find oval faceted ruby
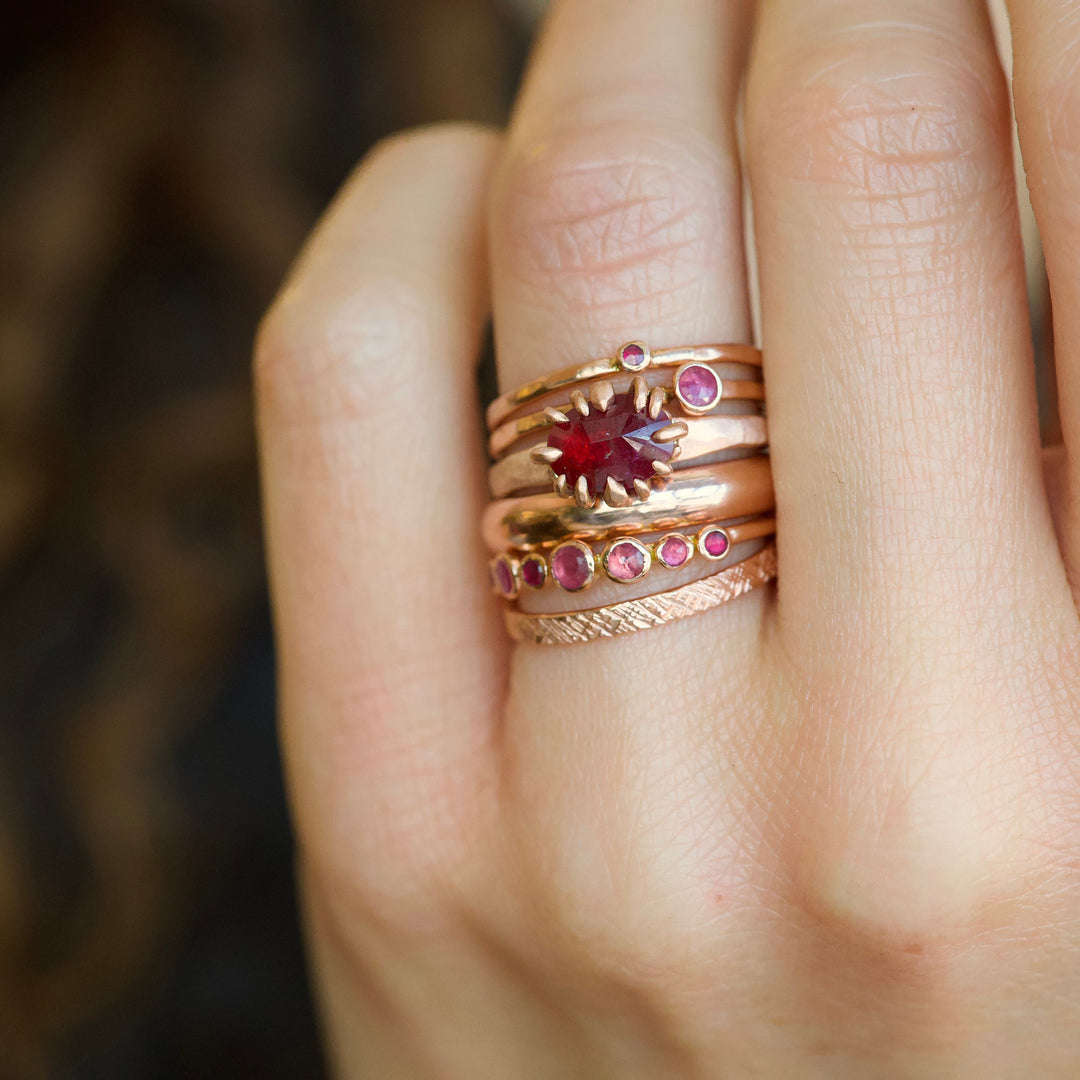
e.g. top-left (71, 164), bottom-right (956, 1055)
top-left (550, 542), bottom-right (593, 591)
top-left (547, 392), bottom-right (673, 494)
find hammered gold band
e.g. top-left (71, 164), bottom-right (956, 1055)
top-left (505, 544), bottom-right (777, 645)
top-left (482, 456), bottom-right (774, 553)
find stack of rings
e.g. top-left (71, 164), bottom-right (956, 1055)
top-left (484, 342), bottom-right (776, 644)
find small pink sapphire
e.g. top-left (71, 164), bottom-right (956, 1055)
top-left (550, 542), bottom-right (593, 592)
top-left (676, 363), bottom-right (720, 412)
top-left (658, 535), bottom-right (691, 568)
top-left (492, 556), bottom-right (517, 596)
top-left (521, 555), bottom-right (546, 590)
top-left (700, 528), bottom-right (730, 559)
top-left (605, 540), bottom-right (648, 583)
top-left (618, 342), bottom-right (648, 370)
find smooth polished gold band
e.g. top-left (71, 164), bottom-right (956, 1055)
top-left (482, 456), bottom-right (774, 553)
top-left (505, 544), bottom-right (777, 645)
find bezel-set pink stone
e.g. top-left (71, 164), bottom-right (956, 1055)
top-left (520, 554), bottom-right (547, 590)
top-left (656, 533), bottom-right (692, 569)
top-left (617, 341), bottom-right (650, 371)
top-left (603, 538), bottom-right (650, 584)
top-left (550, 541), bottom-right (595, 592)
top-left (492, 554), bottom-right (519, 597)
top-left (674, 362), bottom-right (721, 414)
top-left (698, 526), bottom-right (731, 560)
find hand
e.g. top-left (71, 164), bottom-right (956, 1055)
top-left (255, 1), bottom-right (1080, 1075)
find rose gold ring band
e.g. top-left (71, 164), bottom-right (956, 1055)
top-left (505, 544), bottom-right (777, 645)
top-left (486, 341), bottom-right (763, 430)
top-left (488, 377), bottom-right (763, 460)
top-left (489, 414), bottom-right (769, 498)
top-left (482, 455), bottom-right (774, 553)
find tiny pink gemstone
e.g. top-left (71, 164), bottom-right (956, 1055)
top-left (550, 543), bottom-right (593, 591)
top-left (676, 363), bottom-right (720, 410)
top-left (701, 528), bottom-right (730, 559)
top-left (521, 556), bottom-right (546, 590)
top-left (619, 342), bottom-right (647, 369)
top-left (659, 535), bottom-right (690, 568)
top-left (606, 540), bottom-right (647, 582)
top-left (493, 557), bottom-right (516, 596)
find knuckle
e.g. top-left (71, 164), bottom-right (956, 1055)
top-left (782, 675), bottom-right (1070, 966)
top-left (253, 274), bottom-right (431, 422)
top-left (493, 120), bottom-right (737, 320)
top-left (750, 32), bottom-right (1010, 222)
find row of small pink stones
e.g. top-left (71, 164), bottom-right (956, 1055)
top-left (490, 526), bottom-right (734, 599)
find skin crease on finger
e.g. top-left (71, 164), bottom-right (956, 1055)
top-left (256, 8), bottom-right (1080, 1080)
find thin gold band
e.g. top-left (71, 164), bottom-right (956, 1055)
top-left (486, 342), bottom-right (763, 430)
top-left (505, 544), bottom-right (777, 645)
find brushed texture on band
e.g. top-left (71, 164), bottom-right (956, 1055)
top-left (505, 544), bottom-right (777, 645)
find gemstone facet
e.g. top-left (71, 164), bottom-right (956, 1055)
top-left (603, 538), bottom-right (650, 583)
top-left (547, 392), bottom-right (674, 499)
top-left (618, 342), bottom-right (649, 371)
top-left (699, 527), bottom-right (730, 560)
top-left (550, 541), bottom-right (594, 592)
top-left (520, 554), bottom-right (546, 590)
top-left (674, 362), bottom-right (721, 414)
top-left (657, 533), bottom-right (692, 569)
top-left (492, 555), bottom-right (518, 596)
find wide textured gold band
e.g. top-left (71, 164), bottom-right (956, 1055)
top-left (486, 341), bottom-right (763, 431)
top-left (488, 414), bottom-right (769, 498)
top-left (482, 456), bottom-right (774, 552)
top-left (505, 544), bottom-right (777, 645)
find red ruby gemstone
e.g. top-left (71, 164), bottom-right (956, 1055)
top-left (659, 535), bottom-right (690, 568)
top-left (676, 363), bottom-right (720, 410)
top-left (620, 343), bottom-right (646, 368)
top-left (550, 543), bottom-right (593, 591)
top-left (547, 392), bottom-right (673, 493)
top-left (521, 556), bottom-right (546, 589)
top-left (493, 557), bottom-right (516, 595)
top-left (701, 528), bottom-right (730, 558)
top-left (606, 541), bottom-right (647, 582)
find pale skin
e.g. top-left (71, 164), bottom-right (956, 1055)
top-left (255, 1), bottom-right (1080, 1075)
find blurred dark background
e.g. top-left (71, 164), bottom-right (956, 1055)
top-left (0, 2), bottom-right (535, 1076)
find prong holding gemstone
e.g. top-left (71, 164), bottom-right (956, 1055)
top-left (575, 475), bottom-right (594, 508)
top-left (631, 376), bottom-right (648, 412)
top-left (653, 422), bottom-right (688, 444)
top-left (554, 474), bottom-right (571, 498)
top-left (530, 445), bottom-right (563, 465)
top-left (633, 478), bottom-right (651, 501)
top-left (647, 387), bottom-right (667, 420)
top-left (590, 380), bottom-right (615, 413)
top-left (569, 389), bottom-right (590, 416)
top-left (544, 406), bottom-right (569, 425)
top-left (604, 477), bottom-right (632, 507)
top-left (652, 460), bottom-right (673, 477)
